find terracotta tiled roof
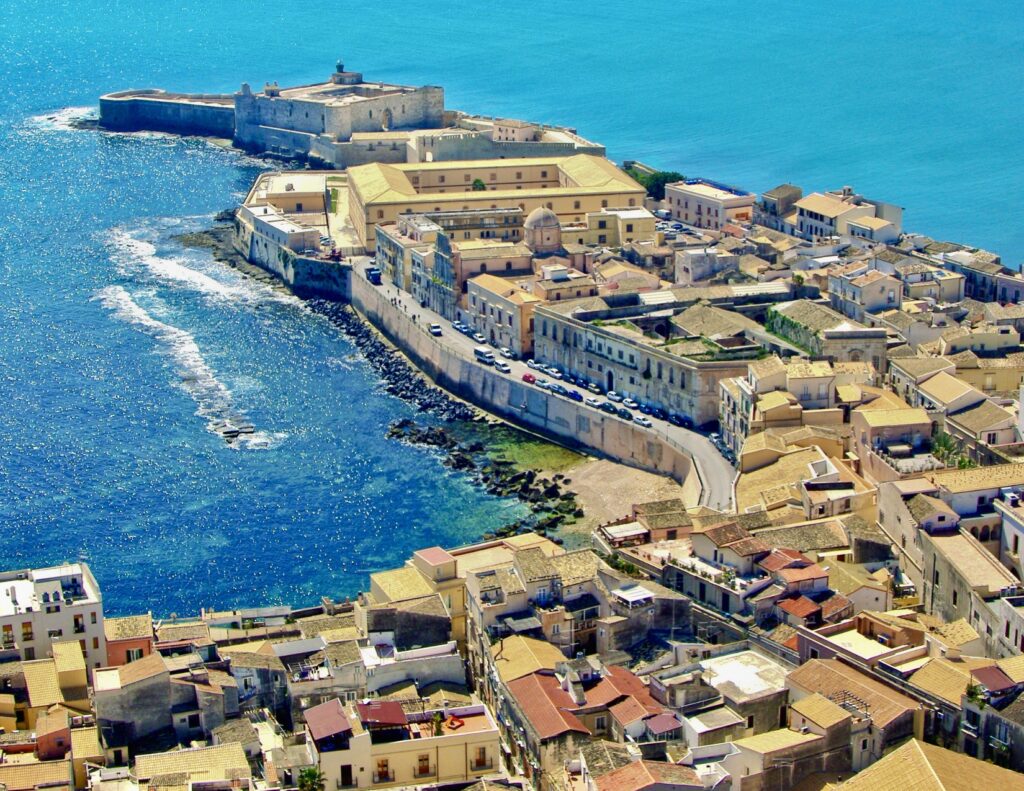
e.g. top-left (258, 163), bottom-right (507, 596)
top-left (777, 596), bottom-right (820, 619)
top-left (506, 673), bottom-right (588, 740)
top-left (595, 760), bottom-right (701, 791)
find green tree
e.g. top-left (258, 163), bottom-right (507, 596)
top-left (299, 767), bottom-right (325, 791)
top-left (625, 168), bottom-right (685, 201)
top-left (471, 178), bottom-right (487, 192)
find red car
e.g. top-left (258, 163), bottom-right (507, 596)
top-left (522, 372), bottom-right (536, 384)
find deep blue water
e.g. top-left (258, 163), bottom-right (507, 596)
top-left (1, 2), bottom-right (1022, 614)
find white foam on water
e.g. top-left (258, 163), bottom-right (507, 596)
top-left (23, 106), bottom-right (98, 132)
top-left (107, 226), bottom-right (300, 308)
top-left (93, 285), bottom-right (281, 450)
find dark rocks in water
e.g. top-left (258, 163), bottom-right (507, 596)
top-left (307, 300), bottom-right (475, 423)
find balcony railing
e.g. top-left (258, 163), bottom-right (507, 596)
top-left (372, 773), bottom-right (394, 784)
top-left (414, 767), bottom-right (434, 779)
top-left (472, 760), bottom-right (494, 771)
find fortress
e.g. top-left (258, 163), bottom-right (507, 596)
top-left (99, 60), bottom-right (603, 168)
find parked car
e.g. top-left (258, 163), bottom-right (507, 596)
top-left (599, 402), bottom-right (619, 415)
top-left (451, 320), bottom-right (464, 332)
top-left (607, 391), bottom-right (624, 402)
top-left (526, 359), bottom-right (539, 369)
top-left (639, 403), bottom-right (654, 415)
top-left (635, 416), bottom-right (653, 428)
top-left (546, 367), bottom-right (563, 380)
top-left (585, 397), bottom-right (602, 407)
top-left (499, 347), bottom-right (515, 359)
top-left (671, 222), bottom-right (684, 230)
top-left (587, 383), bottom-right (602, 395)
top-left (567, 390), bottom-right (583, 402)
top-left (652, 407), bottom-right (668, 421)
top-left (473, 332), bottom-right (486, 343)
top-left (428, 323), bottom-right (442, 336)
top-left (617, 407), bottom-right (634, 420)
top-left (623, 398), bottom-right (639, 409)
top-left (494, 360), bottom-right (512, 373)
top-left (522, 372), bottom-right (536, 384)
top-left (535, 378), bottom-right (551, 390)
top-left (549, 383), bottom-right (569, 397)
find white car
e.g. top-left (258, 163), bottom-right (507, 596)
top-left (585, 397), bottom-right (602, 407)
top-left (607, 391), bottom-right (624, 403)
top-left (526, 359), bottom-right (539, 369)
top-left (499, 347), bottom-right (514, 359)
top-left (494, 361), bottom-right (511, 373)
top-left (428, 323), bottom-right (442, 336)
top-left (635, 416), bottom-right (653, 428)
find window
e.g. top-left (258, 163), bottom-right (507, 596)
top-left (187, 713), bottom-right (201, 729)
top-left (375, 760), bottom-right (391, 783)
top-left (540, 170), bottom-right (548, 178)
top-left (90, 612), bottom-right (97, 625)
top-left (417, 755), bottom-right (430, 776)
top-left (746, 716), bottom-right (755, 729)
top-left (438, 175), bottom-right (445, 184)
top-left (626, 224), bottom-right (633, 233)
top-left (861, 738), bottom-right (868, 750)
top-left (595, 716), bottom-right (607, 731)
top-left (574, 201), bottom-right (581, 210)
top-left (24, 647), bottom-right (35, 660)
top-left (953, 590), bottom-right (958, 607)
top-left (809, 648), bottom-right (819, 659)
top-left (93, 637), bottom-right (99, 650)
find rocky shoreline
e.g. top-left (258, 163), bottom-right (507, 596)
top-left (178, 218), bottom-right (584, 540)
top-left (386, 419), bottom-right (582, 542)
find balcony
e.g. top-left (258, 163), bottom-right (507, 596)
top-left (21, 632), bottom-right (33, 643)
top-left (372, 773), bottom-right (394, 784)
top-left (961, 721), bottom-right (979, 737)
top-left (472, 760), bottom-right (494, 772)
top-left (74, 625), bottom-right (86, 634)
top-left (414, 768), bottom-right (434, 779)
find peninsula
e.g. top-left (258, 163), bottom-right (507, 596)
top-left (4, 58), bottom-right (1020, 791)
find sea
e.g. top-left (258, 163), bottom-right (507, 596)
top-left (1, 1), bottom-right (1022, 615)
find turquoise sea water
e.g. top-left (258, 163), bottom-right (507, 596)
top-left (1, 2), bottom-right (1022, 614)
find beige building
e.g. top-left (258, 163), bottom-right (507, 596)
top-left (565, 207), bottom-right (657, 248)
top-left (347, 155), bottom-right (645, 250)
top-left (792, 193), bottom-right (875, 240)
top-left (305, 699), bottom-right (499, 790)
top-left (368, 535), bottom-right (563, 649)
top-left (664, 179), bottom-right (755, 230)
top-left (465, 274), bottom-right (542, 355)
top-left (0, 564), bottom-right (106, 674)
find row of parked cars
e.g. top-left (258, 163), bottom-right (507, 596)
top-left (521, 360), bottom-right (697, 431)
top-left (451, 321), bottom-right (520, 360)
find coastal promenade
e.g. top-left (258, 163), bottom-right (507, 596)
top-left (345, 261), bottom-right (736, 511)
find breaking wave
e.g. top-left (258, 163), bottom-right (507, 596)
top-left (93, 285), bottom-right (282, 449)
top-left (107, 226), bottom-right (300, 307)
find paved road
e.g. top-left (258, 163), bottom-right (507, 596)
top-left (361, 265), bottom-right (736, 511)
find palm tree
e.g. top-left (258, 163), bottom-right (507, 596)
top-left (298, 767), bottom-right (325, 791)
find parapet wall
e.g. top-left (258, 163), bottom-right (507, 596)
top-left (349, 269), bottom-right (697, 488)
top-left (99, 90), bottom-right (235, 137)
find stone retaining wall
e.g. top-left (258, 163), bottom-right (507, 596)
top-left (348, 269), bottom-right (697, 489)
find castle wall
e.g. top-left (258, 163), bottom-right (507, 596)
top-left (99, 90), bottom-right (235, 137)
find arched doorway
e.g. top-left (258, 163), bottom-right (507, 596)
top-left (381, 108), bottom-right (393, 131)
top-left (606, 370), bottom-right (615, 391)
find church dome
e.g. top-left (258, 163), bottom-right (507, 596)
top-left (524, 207), bottom-right (560, 230)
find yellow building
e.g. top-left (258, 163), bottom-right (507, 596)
top-left (369, 535), bottom-right (562, 648)
top-left (306, 699), bottom-right (499, 790)
top-left (20, 642), bottom-right (90, 729)
top-left (348, 155), bottom-right (645, 250)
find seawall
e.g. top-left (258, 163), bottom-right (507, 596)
top-left (347, 268), bottom-right (698, 490)
top-left (99, 90), bottom-right (235, 137)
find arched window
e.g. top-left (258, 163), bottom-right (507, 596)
top-left (480, 263), bottom-right (487, 273)
top-left (42, 593), bottom-right (50, 603)
top-left (505, 261), bottom-right (512, 271)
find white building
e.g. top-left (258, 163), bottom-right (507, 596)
top-left (664, 179), bottom-right (755, 231)
top-left (0, 563), bottom-right (106, 673)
